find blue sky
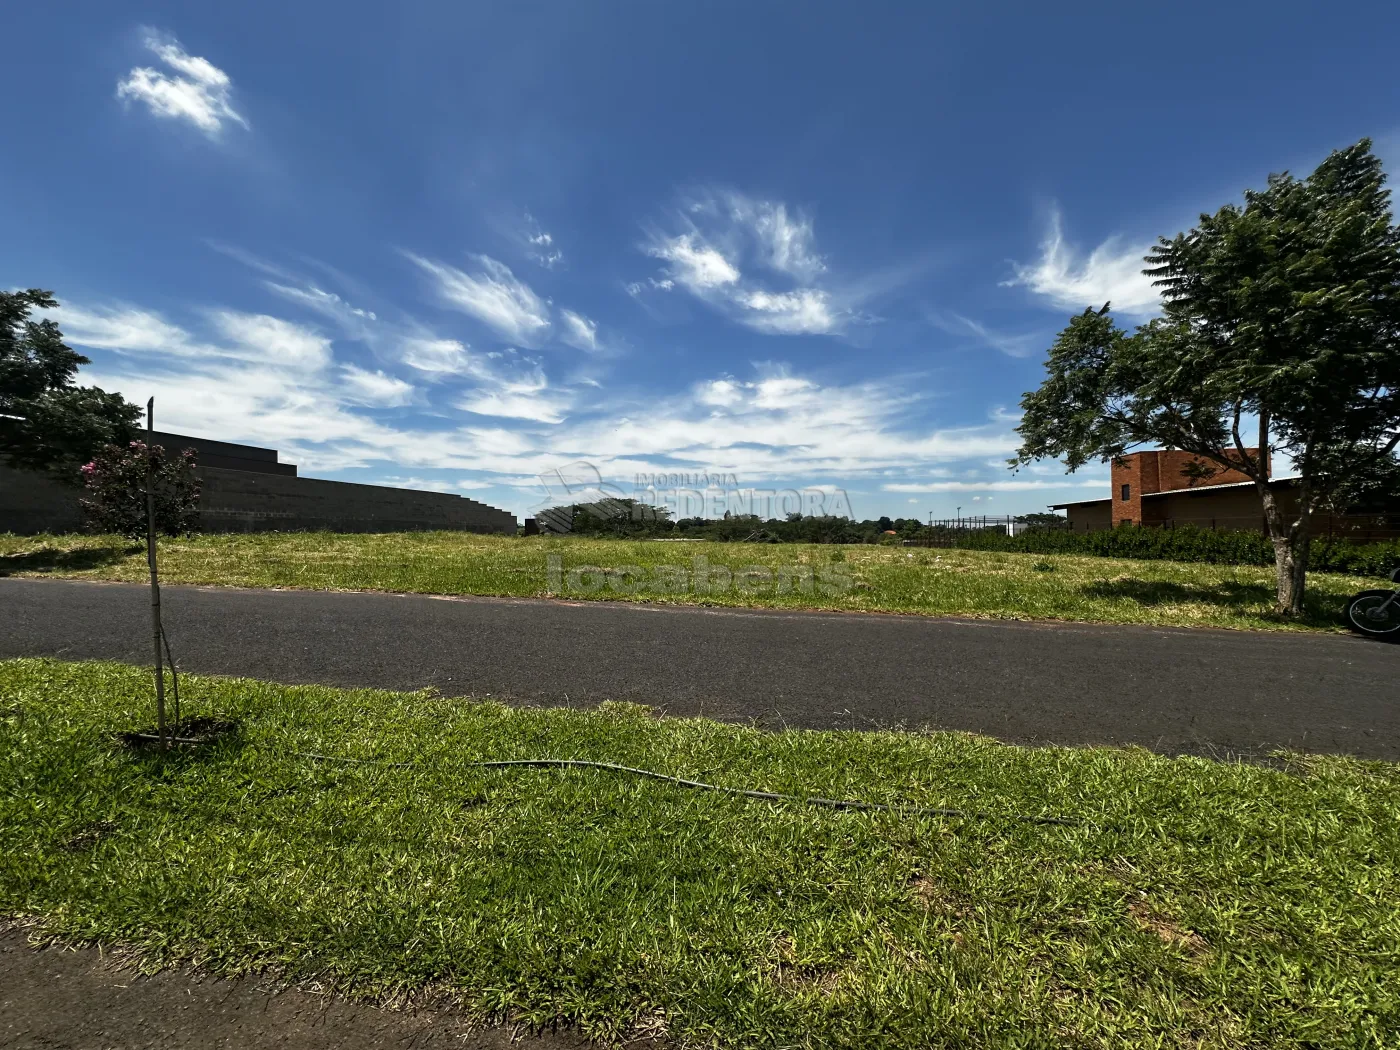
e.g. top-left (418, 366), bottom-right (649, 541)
top-left (5, 2), bottom-right (1399, 521)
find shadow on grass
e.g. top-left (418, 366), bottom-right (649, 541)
top-left (0, 544), bottom-right (141, 577)
top-left (1081, 577), bottom-right (1339, 627)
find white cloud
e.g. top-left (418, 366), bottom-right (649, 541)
top-left (263, 272), bottom-right (477, 382)
top-left (56, 303), bottom-right (333, 372)
top-left (750, 374), bottom-right (817, 408)
top-left (209, 312), bottom-right (332, 370)
top-left (53, 304), bottom-right (203, 355)
top-left (407, 253), bottom-right (552, 347)
top-left (378, 476), bottom-right (461, 494)
top-left (524, 214), bottom-right (563, 268)
top-left (116, 32), bottom-right (247, 136)
top-left (737, 289), bottom-right (837, 335)
top-left (1004, 207), bottom-right (1160, 316)
top-left (638, 190), bottom-right (849, 336)
top-left (399, 337), bottom-right (470, 375)
top-left (626, 278), bottom-right (674, 296)
top-left (724, 194), bottom-right (825, 281)
top-left (559, 309), bottom-right (600, 351)
top-left (341, 365), bottom-right (415, 407)
top-left (696, 378), bottom-right (744, 407)
top-left (220, 253), bottom-right (601, 434)
top-left (73, 310), bottom-right (1037, 509)
top-left (647, 233), bottom-right (741, 291)
top-left (265, 282), bottom-right (377, 330)
top-left (882, 478), bottom-right (1107, 493)
top-left (544, 364), bottom-right (1022, 488)
top-left (454, 352), bottom-right (573, 423)
top-left (457, 390), bottom-right (569, 424)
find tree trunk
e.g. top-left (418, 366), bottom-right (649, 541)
top-left (1270, 532), bottom-right (1309, 618)
top-left (1259, 483), bottom-right (1311, 618)
top-left (1247, 412), bottom-right (1311, 618)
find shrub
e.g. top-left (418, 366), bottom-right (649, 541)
top-left (80, 441), bottom-right (200, 540)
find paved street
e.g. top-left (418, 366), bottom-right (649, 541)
top-left (0, 928), bottom-right (590, 1050)
top-left (1, 577), bottom-right (1396, 758)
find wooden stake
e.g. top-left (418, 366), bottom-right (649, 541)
top-left (145, 397), bottom-right (166, 750)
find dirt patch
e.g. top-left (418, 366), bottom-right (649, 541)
top-left (0, 928), bottom-right (635, 1050)
top-left (1128, 900), bottom-right (1209, 955)
top-left (59, 820), bottom-right (119, 852)
top-left (766, 935), bottom-right (844, 995)
top-left (908, 875), bottom-right (970, 916)
top-left (116, 716), bottom-right (241, 750)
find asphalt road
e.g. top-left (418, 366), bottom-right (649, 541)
top-left (0, 928), bottom-right (601, 1050)
top-left (1, 577), bottom-right (1396, 759)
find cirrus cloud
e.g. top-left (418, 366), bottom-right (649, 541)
top-left (638, 190), bottom-right (847, 336)
top-left (406, 252), bottom-right (552, 347)
top-left (1003, 206), bottom-right (1161, 316)
top-left (116, 32), bottom-right (247, 136)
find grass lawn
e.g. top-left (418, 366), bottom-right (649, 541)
top-left (3, 658), bottom-right (1399, 1048)
top-left (0, 531), bottom-right (1379, 632)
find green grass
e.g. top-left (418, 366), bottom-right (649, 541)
top-left (0, 531), bottom-right (1381, 632)
top-left (3, 658), bottom-right (1399, 1048)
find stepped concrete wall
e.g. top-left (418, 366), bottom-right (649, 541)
top-left (0, 462), bottom-right (515, 535)
top-left (197, 467), bottom-right (515, 533)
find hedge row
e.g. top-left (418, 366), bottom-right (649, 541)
top-left (939, 524), bottom-right (1400, 578)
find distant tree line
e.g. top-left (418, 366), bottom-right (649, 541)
top-left (539, 503), bottom-right (1060, 544)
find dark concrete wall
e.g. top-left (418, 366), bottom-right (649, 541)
top-left (149, 431), bottom-right (296, 477)
top-left (0, 463), bottom-right (515, 535)
top-left (0, 465), bottom-right (85, 534)
top-left (199, 468), bottom-right (515, 533)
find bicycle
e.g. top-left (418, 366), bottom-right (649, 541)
top-left (1345, 567), bottom-right (1400, 638)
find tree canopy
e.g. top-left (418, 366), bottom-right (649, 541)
top-left (0, 289), bottom-right (139, 480)
top-left (1015, 140), bottom-right (1400, 615)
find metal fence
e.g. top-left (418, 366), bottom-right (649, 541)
top-left (900, 516), bottom-right (1069, 547)
top-left (924, 515), bottom-right (1069, 534)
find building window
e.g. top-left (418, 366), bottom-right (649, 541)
top-left (1121, 483), bottom-right (1131, 501)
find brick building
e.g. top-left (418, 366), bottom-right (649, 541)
top-left (1107, 448), bottom-right (1267, 527)
top-left (0, 431), bottom-right (516, 535)
top-left (1051, 449), bottom-right (1398, 539)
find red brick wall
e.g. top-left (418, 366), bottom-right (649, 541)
top-left (1110, 449), bottom-right (1268, 525)
top-left (1153, 449), bottom-right (1265, 492)
top-left (1110, 456), bottom-right (1145, 526)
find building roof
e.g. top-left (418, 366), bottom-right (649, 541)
top-left (1050, 476), bottom-right (1301, 510)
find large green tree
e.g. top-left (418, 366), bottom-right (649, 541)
top-left (1015, 140), bottom-right (1400, 616)
top-left (0, 289), bottom-right (139, 480)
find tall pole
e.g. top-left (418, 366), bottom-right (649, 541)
top-left (145, 398), bottom-right (166, 749)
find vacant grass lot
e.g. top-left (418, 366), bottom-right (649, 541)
top-left (0, 531), bottom-right (1374, 632)
top-left (3, 658), bottom-right (1398, 1048)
